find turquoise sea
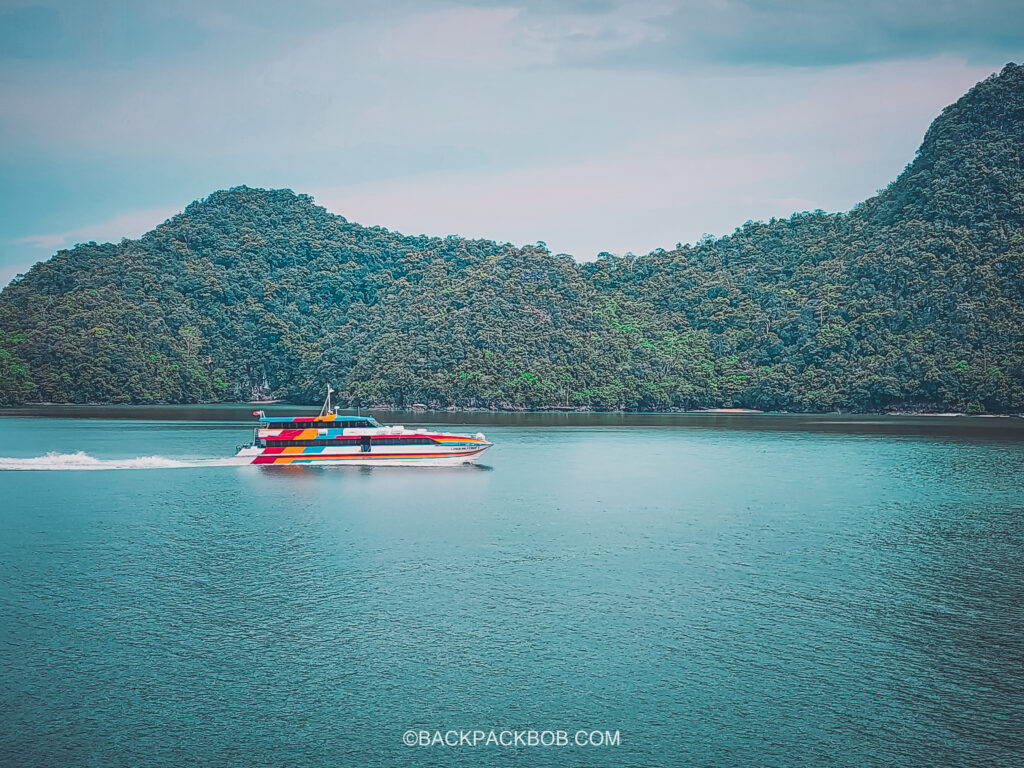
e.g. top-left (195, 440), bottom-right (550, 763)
top-left (1, 408), bottom-right (1022, 767)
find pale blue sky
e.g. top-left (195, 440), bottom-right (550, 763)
top-left (2, 0), bottom-right (1023, 286)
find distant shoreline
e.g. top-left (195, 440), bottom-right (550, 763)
top-left (5, 402), bottom-right (1023, 419)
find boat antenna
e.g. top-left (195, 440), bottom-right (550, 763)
top-left (319, 384), bottom-right (334, 418)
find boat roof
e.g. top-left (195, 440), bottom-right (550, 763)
top-left (260, 415), bottom-right (378, 424)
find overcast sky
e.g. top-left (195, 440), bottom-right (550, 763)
top-left (2, 0), bottom-right (1023, 286)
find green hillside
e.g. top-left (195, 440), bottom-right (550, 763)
top-left (1, 64), bottom-right (1022, 412)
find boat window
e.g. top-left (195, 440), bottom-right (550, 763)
top-left (262, 419), bottom-right (378, 429)
top-left (265, 438), bottom-right (355, 447)
top-left (263, 437), bottom-right (437, 447)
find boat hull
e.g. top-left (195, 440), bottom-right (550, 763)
top-left (235, 445), bottom-right (490, 466)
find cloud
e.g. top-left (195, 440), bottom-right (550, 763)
top-left (380, 6), bottom-right (524, 64)
top-left (2, 1), bottom-right (1018, 163)
top-left (4, 55), bottom-right (998, 267)
top-left (501, 0), bottom-right (1024, 68)
top-left (15, 232), bottom-right (67, 250)
top-left (380, 2), bottom-right (672, 67)
top-left (16, 206), bottom-right (179, 251)
top-left (0, 1), bottom-right (1020, 286)
top-left (307, 57), bottom-right (998, 257)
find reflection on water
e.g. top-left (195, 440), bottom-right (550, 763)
top-left (255, 463), bottom-right (495, 479)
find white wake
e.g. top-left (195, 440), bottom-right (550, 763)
top-left (0, 451), bottom-right (250, 471)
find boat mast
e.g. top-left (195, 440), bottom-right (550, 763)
top-left (319, 384), bottom-right (334, 418)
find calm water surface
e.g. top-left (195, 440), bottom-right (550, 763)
top-left (1, 409), bottom-right (1022, 767)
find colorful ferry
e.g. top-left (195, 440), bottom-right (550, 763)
top-left (234, 387), bottom-right (492, 466)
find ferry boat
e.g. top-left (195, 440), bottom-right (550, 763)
top-left (234, 387), bottom-right (492, 466)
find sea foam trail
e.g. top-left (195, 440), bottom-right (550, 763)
top-left (0, 451), bottom-right (250, 471)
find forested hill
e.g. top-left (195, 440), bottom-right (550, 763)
top-left (1, 65), bottom-right (1023, 412)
